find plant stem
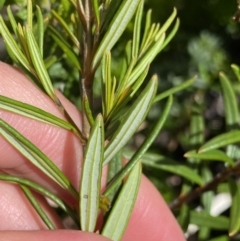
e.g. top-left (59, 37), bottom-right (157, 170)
top-left (169, 161), bottom-right (240, 210)
top-left (79, 0), bottom-right (94, 138)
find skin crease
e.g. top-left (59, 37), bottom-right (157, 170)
top-left (0, 62), bottom-right (186, 241)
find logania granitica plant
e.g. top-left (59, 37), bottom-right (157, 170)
top-left (0, 0), bottom-right (204, 240)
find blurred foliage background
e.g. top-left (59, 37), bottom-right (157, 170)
top-left (1, 0), bottom-right (240, 240)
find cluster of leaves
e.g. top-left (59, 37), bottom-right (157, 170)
top-left (0, 0), bottom-right (190, 240)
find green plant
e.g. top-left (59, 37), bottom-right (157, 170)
top-left (1, 0), bottom-right (240, 240)
top-left (0, 0), bottom-right (185, 239)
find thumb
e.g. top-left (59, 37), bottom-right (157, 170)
top-left (1, 230), bottom-right (112, 241)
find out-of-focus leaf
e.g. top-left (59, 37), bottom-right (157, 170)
top-left (129, 152), bottom-right (203, 185)
top-left (226, 144), bottom-right (240, 159)
top-left (184, 150), bottom-right (234, 166)
top-left (154, 76), bottom-right (196, 102)
top-left (21, 185), bottom-right (55, 229)
top-left (189, 107), bottom-right (204, 147)
top-left (199, 130), bottom-right (240, 153)
top-left (0, 0), bottom-right (5, 10)
top-left (48, 26), bottom-right (80, 70)
top-left (208, 236), bottom-right (229, 241)
top-left (177, 204), bottom-right (190, 231)
top-left (102, 162), bottom-right (141, 241)
top-left (104, 76), bottom-right (157, 165)
top-left (93, 0), bottom-right (141, 69)
top-left (199, 165), bottom-right (214, 240)
top-left (219, 72), bottom-right (239, 126)
top-left (190, 211), bottom-right (229, 230)
top-left (228, 178), bottom-right (240, 237)
top-left (51, 10), bottom-right (79, 48)
top-left (231, 64), bottom-right (240, 82)
top-left (0, 119), bottom-right (78, 198)
top-left (80, 115), bottom-right (104, 232)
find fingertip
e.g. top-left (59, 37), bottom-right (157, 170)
top-left (123, 175), bottom-right (185, 241)
top-left (0, 230), bottom-right (112, 241)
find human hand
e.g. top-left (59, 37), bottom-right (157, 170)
top-left (0, 62), bottom-right (186, 241)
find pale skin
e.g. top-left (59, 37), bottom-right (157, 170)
top-left (0, 62), bottom-right (186, 241)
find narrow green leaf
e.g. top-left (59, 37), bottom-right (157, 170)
top-left (231, 64), bottom-right (240, 82)
top-left (0, 119), bottom-right (78, 198)
top-left (226, 144), bottom-right (240, 159)
top-left (0, 16), bottom-right (33, 72)
top-left (159, 18), bottom-right (180, 51)
top-left (107, 65), bottom-right (149, 123)
top-left (132, 0), bottom-right (143, 58)
top-left (140, 9), bottom-right (152, 52)
top-left (156, 7), bottom-right (177, 38)
top-left (7, 6), bottom-right (18, 35)
top-left (27, 0), bottom-right (33, 30)
top-left (51, 10), bottom-right (79, 49)
top-left (139, 23), bottom-right (159, 55)
top-left (177, 205), bottom-right (190, 231)
top-left (0, 0), bottom-right (5, 10)
top-left (184, 150), bottom-right (234, 166)
top-left (154, 76), bottom-right (196, 102)
top-left (104, 95), bottom-right (173, 197)
top-left (48, 26), bottom-right (80, 70)
top-left (25, 27), bottom-right (55, 99)
top-left (199, 130), bottom-right (240, 153)
top-left (80, 115), bottom-right (104, 232)
top-left (219, 72), bottom-right (239, 126)
top-left (208, 236), bottom-right (229, 241)
top-left (0, 95), bottom-right (80, 137)
top-left (104, 76), bottom-right (157, 165)
top-left (36, 6), bottom-right (44, 56)
top-left (107, 151), bottom-right (123, 202)
top-left (102, 162), bottom-right (141, 241)
top-left (21, 185), bottom-right (55, 229)
top-left (83, 96), bottom-right (95, 128)
top-left (0, 173), bottom-right (79, 226)
top-left (199, 165), bottom-right (214, 240)
top-left (141, 156), bottom-right (203, 185)
top-left (92, 0), bottom-right (100, 30)
top-left (228, 178), bottom-right (240, 237)
top-left (44, 55), bottom-right (58, 69)
top-left (102, 52), bottom-right (114, 117)
top-left (93, 0), bottom-right (141, 69)
top-left (190, 211), bottom-right (229, 230)
top-left (128, 33), bottom-right (165, 86)
top-left (189, 108), bottom-right (204, 148)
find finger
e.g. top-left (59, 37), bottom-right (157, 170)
top-left (0, 62), bottom-right (83, 204)
top-left (0, 181), bottom-right (63, 230)
top-left (0, 62), bottom-right (185, 239)
top-left (123, 175), bottom-right (185, 241)
top-left (0, 230), bottom-right (112, 241)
